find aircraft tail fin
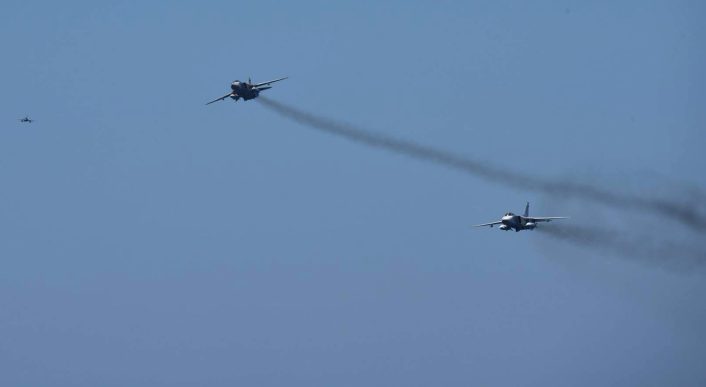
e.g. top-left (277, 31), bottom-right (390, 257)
top-left (523, 202), bottom-right (530, 217)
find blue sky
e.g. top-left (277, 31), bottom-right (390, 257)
top-left (1, 1), bottom-right (705, 386)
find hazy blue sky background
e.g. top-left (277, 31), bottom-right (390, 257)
top-left (1, 1), bottom-right (705, 385)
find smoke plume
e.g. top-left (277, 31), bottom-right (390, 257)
top-left (259, 97), bottom-right (705, 231)
top-left (537, 223), bottom-right (706, 271)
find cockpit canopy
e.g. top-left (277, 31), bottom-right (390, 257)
top-left (504, 212), bottom-right (515, 216)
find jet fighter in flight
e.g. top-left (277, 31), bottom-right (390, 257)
top-left (206, 77), bottom-right (287, 105)
top-left (18, 116), bottom-right (33, 123)
top-left (473, 202), bottom-right (568, 232)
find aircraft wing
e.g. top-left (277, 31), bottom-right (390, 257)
top-left (472, 221), bottom-right (502, 227)
top-left (526, 216), bottom-right (569, 223)
top-left (253, 77), bottom-right (288, 88)
top-left (206, 93), bottom-right (233, 105)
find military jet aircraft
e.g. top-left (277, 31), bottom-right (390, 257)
top-left (206, 77), bottom-right (288, 105)
top-left (18, 116), bottom-right (33, 123)
top-left (473, 202), bottom-right (568, 232)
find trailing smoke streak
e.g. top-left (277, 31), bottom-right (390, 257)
top-left (536, 224), bottom-right (706, 270)
top-left (259, 97), bottom-right (706, 231)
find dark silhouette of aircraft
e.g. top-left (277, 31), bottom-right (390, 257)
top-left (18, 116), bottom-right (33, 123)
top-left (206, 77), bottom-right (287, 105)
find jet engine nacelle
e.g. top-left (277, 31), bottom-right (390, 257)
top-left (499, 224), bottom-right (510, 231)
top-left (525, 222), bottom-right (536, 229)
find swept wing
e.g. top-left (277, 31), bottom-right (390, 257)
top-left (206, 93), bottom-right (234, 105)
top-left (525, 216), bottom-right (569, 223)
top-left (472, 221), bottom-right (503, 227)
top-left (252, 77), bottom-right (288, 88)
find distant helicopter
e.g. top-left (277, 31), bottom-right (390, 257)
top-left (18, 116), bottom-right (34, 123)
top-left (206, 77), bottom-right (287, 105)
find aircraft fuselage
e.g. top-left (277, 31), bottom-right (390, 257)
top-left (500, 214), bottom-right (536, 232)
top-left (230, 81), bottom-right (271, 101)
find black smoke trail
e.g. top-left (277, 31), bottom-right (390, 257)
top-left (536, 224), bottom-right (706, 271)
top-left (258, 97), bottom-right (706, 231)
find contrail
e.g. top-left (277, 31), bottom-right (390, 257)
top-left (258, 97), bottom-right (706, 231)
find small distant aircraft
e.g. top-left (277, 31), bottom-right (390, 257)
top-left (18, 116), bottom-right (33, 123)
top-left (206, 77), bottom-right (287, 105)
top-left (473, 202), bottom-right (568, 232)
